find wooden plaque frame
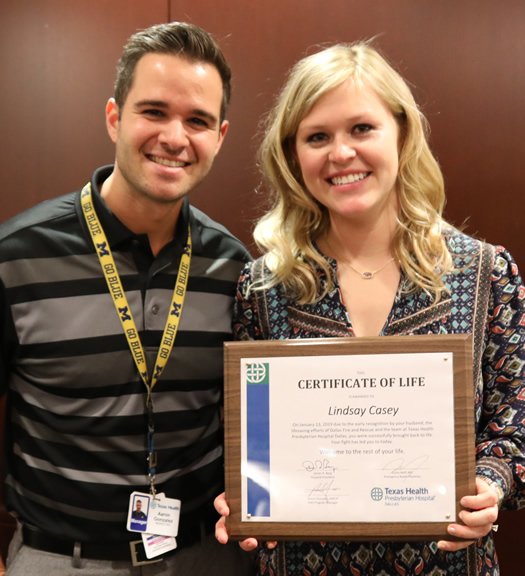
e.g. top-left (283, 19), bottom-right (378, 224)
top-left (223, 334), bottom-right (476, 541)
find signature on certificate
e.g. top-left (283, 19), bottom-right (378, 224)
top-left (306, 478), bottom-right (337, 501)
top-left (302, 459), bottom-right (337, 474)
top-left (381, 455), bottom-right (430, 474)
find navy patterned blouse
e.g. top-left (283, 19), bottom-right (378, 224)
top-left (233, 231), bottom-right (525, 576)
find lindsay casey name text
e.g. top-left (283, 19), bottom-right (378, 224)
top-left (328, 405), bottom-right (399, 417)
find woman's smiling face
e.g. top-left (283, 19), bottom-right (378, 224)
top-left (294, 78), bottom-right (401, 228)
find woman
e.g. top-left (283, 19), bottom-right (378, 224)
top-left (216, 42), bottom-right (525, 575)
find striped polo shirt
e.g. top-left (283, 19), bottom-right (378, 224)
top-left (0, 165), bottom-right (250, 542)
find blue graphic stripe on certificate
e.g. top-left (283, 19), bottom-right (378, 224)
top-left (246, 362), bottom-right (270, 517)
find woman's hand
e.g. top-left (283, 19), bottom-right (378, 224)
top-left (437, 478), bottom-right (499, 551)
top-left (214, 492), bottom-right (277, 551)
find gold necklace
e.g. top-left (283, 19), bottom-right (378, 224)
top-left (325, 238), bottom-right (396, 279)
top-left (345, 257), bottom-right (395, 279)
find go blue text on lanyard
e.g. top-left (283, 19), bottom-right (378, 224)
top-left (80, 183), bottom-right (191, 496)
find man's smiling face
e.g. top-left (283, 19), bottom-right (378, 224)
top-left (106, 52), bottom-right (228, 207)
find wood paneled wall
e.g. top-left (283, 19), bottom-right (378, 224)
top-left (0, 0), bottom-right (167, 219)
top-left (0, 0), bottom-right (523, 571)
top-left (173, 0), bottom-right (525, 269)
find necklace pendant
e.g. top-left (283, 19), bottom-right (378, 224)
top-left (361, 271), bottom-right (374, 279)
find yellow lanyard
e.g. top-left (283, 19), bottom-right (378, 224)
top-left (80, 183), bottom-right (191, 405)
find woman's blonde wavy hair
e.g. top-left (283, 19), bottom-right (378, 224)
top-left (254, 42), bottom-right (453, 304)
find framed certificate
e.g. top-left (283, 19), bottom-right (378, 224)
top-left (223, 334), bottom-right (476, 541)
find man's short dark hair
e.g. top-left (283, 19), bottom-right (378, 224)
top-left (115, 21), bottom-right (231, 122)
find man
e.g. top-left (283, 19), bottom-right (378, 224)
top-left (0, 22), bottom-right (252, 575)
top-left (131, 501), bottom-right (146, 520)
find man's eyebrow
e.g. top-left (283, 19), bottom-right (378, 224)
top-left (134, 99), bottom-right (169, 109)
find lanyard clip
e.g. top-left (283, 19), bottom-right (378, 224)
top-left (148, 451), bottom-right (157, 471)
top-left (149, 473), bottom-right (157, 498)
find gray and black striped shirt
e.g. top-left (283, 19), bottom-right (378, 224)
top-left (0, 165), bottom-right (250, 542)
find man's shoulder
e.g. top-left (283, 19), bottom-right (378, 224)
top-left (0, 191), bottom-right (79, 245)
top-left (189, 204), bottom-right (250, 261)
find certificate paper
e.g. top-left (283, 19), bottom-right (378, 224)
top-left (242, 352), bottom-right (454, 522)
top-left (224, 335), bottom-right (476, 541)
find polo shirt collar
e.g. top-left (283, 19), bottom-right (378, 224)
top-left (78, 165), bottom-right (203, 255)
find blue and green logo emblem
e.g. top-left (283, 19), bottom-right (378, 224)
top-left (371, 487), bottom-right (384, 501)
top-left (246, 362), bottom-right (269, 385)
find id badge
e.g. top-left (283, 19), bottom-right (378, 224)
top-left (127, 491), bottom-right (181, 537)
top-left (127, 492), bottom-right (150, 533)
top-left (147, 494), bottom-right (181, 537)
top-left (141, 533), bottom-right (177, 559)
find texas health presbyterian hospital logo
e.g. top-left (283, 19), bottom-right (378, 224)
top-left (371, 487), bottom-right (384, 501)
top-left (246, 362), bottom-right (269, 385)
